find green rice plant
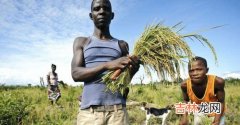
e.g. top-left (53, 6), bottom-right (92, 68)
top-left (103, 22), bottom-right (217, 93)
top-left (103, 68), bottom-right (131, 92)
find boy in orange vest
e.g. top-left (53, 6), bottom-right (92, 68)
top-left (180, 56), bottom-right (225, 125)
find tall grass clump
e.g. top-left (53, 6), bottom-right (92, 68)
top-left (0, 91), bottom-right (31, 125)
top-left (103, 22), bottom-right (218, 92)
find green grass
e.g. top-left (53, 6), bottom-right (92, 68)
top-left (0, 80), bottom-right (240, 125)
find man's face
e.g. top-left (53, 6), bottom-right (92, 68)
top-left (188, 60), bottom-right (208, 84)
top-left (52, 66), bottom-right (56, 72)
top-left (90, 0), bottom-right (113, 28)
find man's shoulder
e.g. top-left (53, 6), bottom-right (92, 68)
top-left (73, 37), bottom-right (90, 48)
top-left (47, 71), bottom-right (51, 76)
top-left (118, 40), bottom-right (129, 56)
top-left (118, 39), bottom-right (128, 46)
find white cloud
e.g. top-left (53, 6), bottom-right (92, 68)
top-left (0, 0), bottom-right (92, 85)
top-left (0, 0), bottom-right (138, 86)
top-left (222, 71), bottom-right (240, 79)
top-left (0, 38), bottom-right (75, 85)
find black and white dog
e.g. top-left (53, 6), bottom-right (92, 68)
top-left (140, 102), bottom-right (173, 125)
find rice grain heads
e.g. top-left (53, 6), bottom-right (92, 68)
top-left (103, 22), bottom-right (218, 92)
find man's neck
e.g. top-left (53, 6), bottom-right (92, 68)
top-left (93, 27), bottom-right (112, 40)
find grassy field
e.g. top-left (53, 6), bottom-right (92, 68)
top-left (0, 79), bottom-right (240, 125)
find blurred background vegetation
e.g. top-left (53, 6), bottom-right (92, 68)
top-left (0, 78), bottom-right (239, 125)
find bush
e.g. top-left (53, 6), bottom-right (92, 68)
top-left (0, 92), bottom-right (31, 124)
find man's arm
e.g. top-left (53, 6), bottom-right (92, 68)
top-left (213, 76), bottom-right (225, 125)
top-left (119, 40), bottom-right (140, 78)
top-left (180, 81), bottom-right (189, 125)
top-left (71, 37), bottom-right (132, 82)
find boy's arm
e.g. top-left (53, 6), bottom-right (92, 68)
top-left (212, 76), bottom-right (225, 125)
top-left (180, 81), bottom-right (190, 125)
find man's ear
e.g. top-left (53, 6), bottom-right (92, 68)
top-left (111, 12), bottom-right (114, 20)
top-left (89, 13), bottom-right (93, 20)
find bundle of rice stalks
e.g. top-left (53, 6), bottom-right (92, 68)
top-left (102, 22), bottom-right (218, 93)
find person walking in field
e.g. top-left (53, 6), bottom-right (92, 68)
top-left (47, 64), bottom-right (61, 105)
top-left (180, 56), bottom-right (225, 125)
top-left (71, 0), bottom-right (139, 124)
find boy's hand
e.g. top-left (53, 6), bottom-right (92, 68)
top-left (212, 121), bottom-right (220, 125)
top-left (179, 117), bottom-right (188, 125)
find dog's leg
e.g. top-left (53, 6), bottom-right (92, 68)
top-left (161, 111), bottom-right (170, 125)
top-left (145, 114), bottom-right (151, 125)
top-left (161, 116), bottom-right (166, 125)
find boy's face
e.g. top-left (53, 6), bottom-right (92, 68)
top-left (90, 0), bottom-right (113, 28)
top-left (188, 60), bottom-right (208, 84)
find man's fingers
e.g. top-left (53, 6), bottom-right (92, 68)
top-left (129, 55), bottom-right (140, 65)
top-left (129, 65), bottom-right (133, 69)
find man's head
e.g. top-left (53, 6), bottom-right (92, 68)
top-left (51, 64), bottom-right (56, 72)
top-left (89, 0), bottom-right (114, 28)
top-left (188, 56), bottom-right (209, 84)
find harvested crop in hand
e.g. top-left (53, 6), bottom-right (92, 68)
top-left (103, 22), bottom-right (218, 93)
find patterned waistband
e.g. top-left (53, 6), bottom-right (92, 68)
top-left (84, 104), bottom-right (126, 112)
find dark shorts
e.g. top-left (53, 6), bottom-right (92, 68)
top-left (49, 85), bottom-right (59, 92)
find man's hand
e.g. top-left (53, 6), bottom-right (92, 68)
top-left (128, 55), bottom-right (140, 76)
top-left (105, 56), bottom-right (131, 70)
